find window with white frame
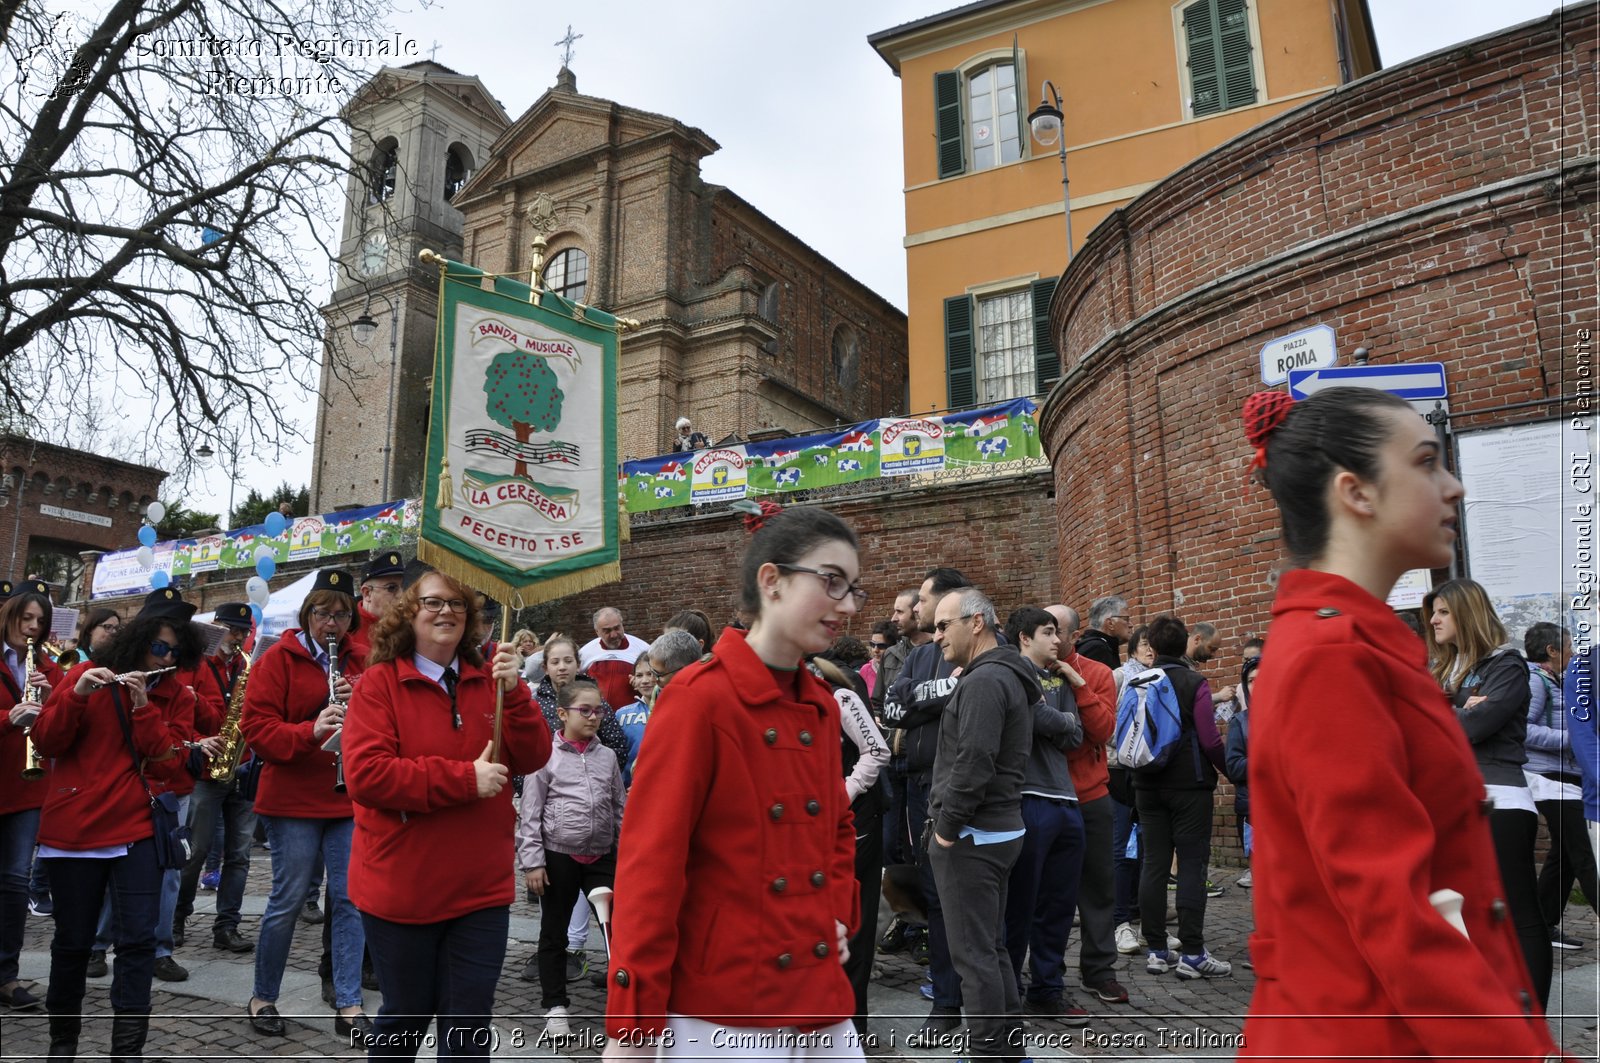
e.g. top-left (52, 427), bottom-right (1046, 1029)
top-left (966, 63), bottom-right (1021, 173)
top-left (975, 290), bottom-right (1034, 404)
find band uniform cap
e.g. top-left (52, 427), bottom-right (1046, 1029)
top-left (214, 602), bottom-right (253, 630)
top-left (363, 552), bottom-right (405, 583)
top-left (138, 587), bottom-right (198, 624)
top-left (0, 580), bottom-right (12, 600)
top-left (311, 568), bottom-right (356, 596)
top-left (13, 579), bottom-right (49, 600)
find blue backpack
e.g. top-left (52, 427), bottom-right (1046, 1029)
top-left (1115, 666), bottom-right (1184, 773)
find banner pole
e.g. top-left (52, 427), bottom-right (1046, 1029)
top-left (492, 605), bottom-right (511, 763)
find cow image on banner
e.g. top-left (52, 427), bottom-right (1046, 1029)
top-left (691, 446), bottom-right (749, 505)
top-left (746, 425), bottom-right (881, 495)
top-left (619, 454), bottom-right (692, 512)
top-left (880, 417), bottom-right (946, 476)
top-left (419, 253), bottom-right (623, 606)
top-left (943, 398), bottom-right (1041, 465)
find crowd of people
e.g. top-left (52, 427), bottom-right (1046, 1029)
top-left (0, 388), bottom-right (1595, 1062)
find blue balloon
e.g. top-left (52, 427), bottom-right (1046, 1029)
top-left (150, 569), bottom-right (170, 589)
top-left (264, 512), bottom-right (287, 537)
top-left (250, 603), bottom-right (264, 625)
top-left (256, 556), bottom-right (277, 580)
top-left (137, 524), bottom-right (157, 547)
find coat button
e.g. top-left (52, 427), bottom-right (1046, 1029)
top-left (1315, 607), bottom-right (1341, 618)
top-left (1479, 798), bottom-right (1494, 815)
top-left (614, 968), bottom-right (630, 988)
top-left (1490, 898), bottom-right (1508, 922)
top-left (764, 728), bottom-right (778, 745)
top-left (799, 730), bottom-right (813, 746)
top-left (1518, 990), bottom-right (1532, 1015)
top-left (776, 953), bottom-right (792, 969)
top-left (806, 799), bottom-right (821, 815)
top-left (811, 871), bottom-right (825, 888)
top-left (813, 941), bottom-right (829, 958)
top-left (772, 877), bottom-right (787, 893)
top-left (770, 803), bottom-right (784, 820)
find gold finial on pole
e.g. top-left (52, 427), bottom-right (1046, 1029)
top-left (419, 248), bottom-right (446, 269)
top-left (616, 317), bottom-right (642, 334)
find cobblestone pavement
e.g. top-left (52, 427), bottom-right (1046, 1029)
top-left (7, 857), bottom-right (1597, 1060)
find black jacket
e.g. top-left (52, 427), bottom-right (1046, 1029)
top-left (1075, 630), bottom-right (1121, 673)
top-left (1131, 656), bottom-right (1222, 792)
top-left (882, 641), bottom-right (958, 779)
top-left (929, 645), bottom-right (1039, 838)
top-left (1451, 648), bottom-right (1531, 787)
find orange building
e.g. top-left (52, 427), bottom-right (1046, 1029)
top-left (869, 0), bottom-right (1379, 414)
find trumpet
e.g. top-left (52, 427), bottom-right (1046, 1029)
top-left (20, 637), bottom-right (45, 780)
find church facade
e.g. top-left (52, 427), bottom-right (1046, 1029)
top-left (314, 62), bottom-right (908, 512)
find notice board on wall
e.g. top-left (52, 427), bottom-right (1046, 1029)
top-left (1458, 419), bottom-right (1596, 639)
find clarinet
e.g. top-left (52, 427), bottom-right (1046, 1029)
top-left (323, 636), bottom-right (347, 793)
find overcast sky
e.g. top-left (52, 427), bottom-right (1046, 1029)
top-left (187, 0), bottom-right (1565, 523)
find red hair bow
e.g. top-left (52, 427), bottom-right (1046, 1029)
top-left (742, 500), bottom-right (784, 534)
top-left (1243, 392), bottom-right (1295, 470)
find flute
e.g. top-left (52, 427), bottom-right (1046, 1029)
top-left (91, 665), bottom-right (178, 689)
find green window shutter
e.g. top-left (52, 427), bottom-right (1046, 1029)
top-left (1012, 36), bottom-right (1027, 150)
top-left (935, 71), bottom-right (965, 179)
top-left (1032, 278), bottom-right (1060, 393)
top-left (945, 295), bottom-right (975, 409)
top-left (1184, 0), bottom-right (1255, 117)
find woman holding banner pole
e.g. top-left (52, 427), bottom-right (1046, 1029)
top-left (344, 570), bottom-right (551, 1059)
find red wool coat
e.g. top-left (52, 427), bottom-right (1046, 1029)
top-left (343, 654), bottom-right (551, 923)
top-left (605, 628), bottom-right (859, 1040)
top-left (345, 604), bottom-right (379, 667)
top-left (1063, 650), bottom-right (1115, 803)
top-left (0, 652), bottom-right (64, 814)
top-left (239, 630), bottom-right (361, 819)
top-left (1241, 569), bottom-right (1565, 1061)
top-left (31, 661), bottom-right (172, 849)
top-left (175, 660), bottom-right (226, 737)
top-left (140, 675), bottom-right (199, 798)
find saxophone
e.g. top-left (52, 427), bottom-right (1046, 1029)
top-left (206, 647), bottom-right (252, 783)
top-left (19, 637), bottom-right (45, 780)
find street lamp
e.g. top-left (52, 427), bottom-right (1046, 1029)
top-left (1028, 79), bottom-right (1073, 264)
top-left (350, 293), bottom-right (400, 502)
top-left (196, 431), bottom-right (240, 530)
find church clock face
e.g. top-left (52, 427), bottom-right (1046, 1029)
top-left (359, 232), bottom-right (389, 277)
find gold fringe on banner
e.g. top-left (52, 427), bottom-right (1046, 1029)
top-left (427, 254), bottom-right (455, 510)
top-left (417, 538), bottom-right (623, 611)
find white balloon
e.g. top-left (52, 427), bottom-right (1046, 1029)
top-left (254, 544), bottom-right (275, 563)
top-left (145, 501), bottom-right (167, 524)
top-left (136, 546), bottom-right (154, 569)
top-left (246, 576), bottom-right (271, 605)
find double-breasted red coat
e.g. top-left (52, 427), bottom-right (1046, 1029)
top-left (239, 631), bottom-right (361, 819)
top-left (0, 652), bottom-right (64, 815)
top-left (1241, 569), bottom-right (1564, 1061)
top-left (605, 627), bottom-right (859, 1040)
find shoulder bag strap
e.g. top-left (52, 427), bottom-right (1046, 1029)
top-left (110, 686), bottom-right (160, 807)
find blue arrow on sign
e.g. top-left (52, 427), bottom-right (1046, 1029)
top-left (1287, 363), bottom-right (1448, 401)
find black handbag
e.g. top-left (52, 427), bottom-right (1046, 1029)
top-left (112, 688), bottom-right (193, 871)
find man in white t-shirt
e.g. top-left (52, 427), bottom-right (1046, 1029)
top-left (579, 607), bottom-right (650, 709)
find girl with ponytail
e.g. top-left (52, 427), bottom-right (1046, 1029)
top-left (1236, 387), bottom-right (1567, 1060)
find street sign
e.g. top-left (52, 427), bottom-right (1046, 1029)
top-left (1260, 324), bottom-right (1336, 385)
top-left (1287, 362), bottom-right (1448, 401)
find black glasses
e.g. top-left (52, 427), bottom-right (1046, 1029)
top-left (775, 564), bottom-right (868, 605)
top-left (934, 614), bottom-right (976, 634)
top-left (311, 610), bottom-right (353, 623)
top-left (148, 639), bottom-right (174, 658)
top-left (420, 596), bottom-right (468, 614)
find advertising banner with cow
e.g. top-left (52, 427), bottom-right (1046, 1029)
top-left (942, 399), bottom-right (1041, 465)
top-left (746, 426), bottom-right (881, 495)
top-left (620, 454), bottom-right (693, 512)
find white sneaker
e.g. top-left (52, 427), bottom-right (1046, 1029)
top-left (1139, 931), bottom-right (1183, 952)
top-left (1115, 922), bottom-right (1139, 954)
top-left (545, 1006), bottom-right (572, 1040)
top-left (1146, 949), bottom-right (1174, 974)
top-left (1237, 868), bottom-right (1252, 889)
top-left (1175, 950), bottom-right (1232, 979)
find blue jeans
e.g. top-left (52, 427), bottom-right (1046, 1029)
top-left (45, 838), bottom-right (161, 1015)
top-left (0, 807), bottom-right (40, 984)
top-left (1111, 795), bottom-right (1141, 925)
top-left (1004, 797), bottom-right (1086, 1001)
top-left (91, 793), bottom-right (189, 958)
top-left (254, 816), bottom-right (363, 1008)
top-left (176, 777), bottom-right (257, 933)
top-left (363, 906), bottom-right (509, 1058)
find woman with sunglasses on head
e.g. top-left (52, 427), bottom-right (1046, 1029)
top-left (1236, 389), bottom-right (1565, 1059)
top-left (342, 572), bottom-right (550, 1059)
top-left (30, 587), bottom-right (197, 1061)
top-left (239, 568), bottom-right (370, 1046)
top-left (604, 504), bottom-right (865, 1061)
top-left (1424, 578), bottom-right (1550, 1007)
top-left (0, 581), bottom-right (65, 1011)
